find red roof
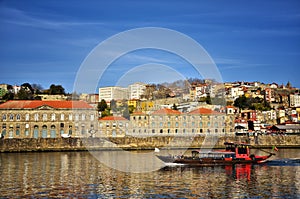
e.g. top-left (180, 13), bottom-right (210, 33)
top-left (0, 100), bottom-right (93, 109)
top-left (189, 108), bottom-right (221, 115)
top-left (132, 111), bottom-right (146, 115)
top-left (99, 116), bottom-right (128, 121)
top-left (151, 108), bottom-right (181, 115)
top-left (226, 105), bottom-right (236, 109)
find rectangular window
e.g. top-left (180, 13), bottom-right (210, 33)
top-left (60, 114), bottom-right (64, 121)
top-left (51, 113), bottom-right (55, 121)
top-left (9, 114), bottom-right (14, 121)
top-left (90, 114), bottom-right (95, 121)
top-left (25, 129), bottom-right (29, 136)
top-left (34, 113), bottom-right (39, 121)
top-left (43, 114), bottom-right (47, 121)
top-left (69, 114), bottom-right (73, 121)
top-left (25, 114), bottom-right (29, 121)
top-left (2, 114), bottom-right (6, 121)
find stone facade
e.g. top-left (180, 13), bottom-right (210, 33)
top-left (0, 100), bottom-right (97, 139)
top-left (0, 101), bottom-right (235, 139)
top-left (98, 116), bottom-right (129, 137)
top-left (128, 108), bottom-right (235, 137)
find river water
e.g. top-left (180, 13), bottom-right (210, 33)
top-left (0, 149), bottom-right (299, 198)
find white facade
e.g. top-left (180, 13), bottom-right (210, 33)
top-left (99, 87), bottom-right (128, 102)
top-left (290, 94), bottom-right (300, 108)
top-left (195, 86), bottom-right (207, 99)
top-left (128, 82), bottom-right (146, 100)
top-left (229, 87), bottom-right (244, 100)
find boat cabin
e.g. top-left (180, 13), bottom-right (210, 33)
top-left (191, 150), bottom-right (235, 159)
top-left (224, 142), bottom-right (251, 159)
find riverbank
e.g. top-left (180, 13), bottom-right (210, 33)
top-left (0, 135), bottom-right (299, 152)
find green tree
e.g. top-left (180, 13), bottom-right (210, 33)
top-left (234, 95), bottom-right (248, 109)
top-left (2, 92), bottom-right (14, 101)
top-left (205, 96), bottom-right (212, 105)
top-left (49, 84), bottom-right (65, 95)
top-left (97, 99), bottom-right (108, 112)
top-left (21, 83), bottom-right (34, 94)
top-left (17, 88), bottom-right (33, 100)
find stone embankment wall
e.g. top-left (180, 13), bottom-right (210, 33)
top-left (0, 135), bottom-right (299, 152)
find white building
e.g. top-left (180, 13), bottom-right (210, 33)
top-left (229, 87), bottom-right (244, 100)
top-left (195, 85), bottom-right (207, 99)
top-left (13, 85), bottom-right (21, 94)
top-left (290, 94), bottom-right (300, 108)
top-left (99, 86), bottom-right (128, 102)
top-left (128, 82), bottom-right (146, 100)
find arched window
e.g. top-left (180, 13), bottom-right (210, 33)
top-left (16, 124), bottom-right (20, 136)
top-left (214, 122), bottom-right (218, 128)
top-left (16, 114), bottom-right (21, 121)
top-left (9, 114), bottom-right (14, 121)
top-left (33, 125), bottom-right (39, 138)
top-left (42, 125), bottom-right (48, 138)
top-left (199, 122), bottom-right (203, 128)
top-left (50, 125), bottom-right (56, 138)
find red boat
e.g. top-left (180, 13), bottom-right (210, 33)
top-left (156, 142), bottom-right (275, 166)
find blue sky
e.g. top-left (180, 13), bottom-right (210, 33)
top-left (0, 0), bottom-right (300, 93)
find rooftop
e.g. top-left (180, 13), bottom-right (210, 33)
top-left (0, 100), bottom-right (93, 109)
top-left (151, 108), bottom-right (182, 115)
top-left (189, 108), bottom-right (221, 115)
top-left (99, 116), bottom-right (128, 121)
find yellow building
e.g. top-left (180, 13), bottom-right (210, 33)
top-left (0, 100), bottom-right (97, 138)
top-left (140, 100), bottom-right (154, 112)
top-left (98, 116), bottom-right (129, 137)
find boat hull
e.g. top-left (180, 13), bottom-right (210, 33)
top-left (156, 155), bottom-right (270, 166)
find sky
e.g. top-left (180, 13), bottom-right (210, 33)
top-left (0, 0), bottom-right (300, 93)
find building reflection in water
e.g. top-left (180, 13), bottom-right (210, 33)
top-left (0, 150), bottom-right (299, 198)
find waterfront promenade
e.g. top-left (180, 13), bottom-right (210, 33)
top-left (1, 135), bottom-right (299, 152)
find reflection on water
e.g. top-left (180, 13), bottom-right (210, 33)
top-left (0, 149), bottom-right (299, 198)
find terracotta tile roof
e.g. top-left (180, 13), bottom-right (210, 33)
top-left (99, 116), bottom-right (128, 121)
top-left (189, 108), bottom-right (221, 115)
top-left (131, 111), bottom-right (146, 115)
top-left (151, 108), bottom-right (182, 115)
top-left (0, 100), bottom-right (93, 109)
top-left (226, 105), bottom-right (236, 108)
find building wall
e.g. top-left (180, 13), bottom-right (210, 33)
top-left (128, 83), bottom-right (146, 100)
top-left (98, 118), bottom-right (129, 137)
top-left (127, 111), bottom-right (235, 136)
top-left (0, 108), bottom-right (97, 139)
top-left (99, 87), bottom-right (128, 102)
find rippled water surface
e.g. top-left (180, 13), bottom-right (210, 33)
top-left (0, 149), bottom-right (299, 198)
